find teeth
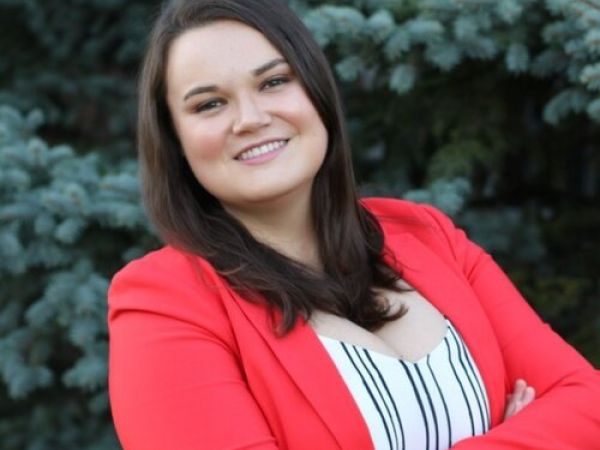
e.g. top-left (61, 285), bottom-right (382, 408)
top-left (238, 140), bottom-right (287, 160)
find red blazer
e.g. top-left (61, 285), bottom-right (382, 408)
top-left (108, 198), bottom-right (600, 449)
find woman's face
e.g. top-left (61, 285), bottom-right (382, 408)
top-left (165, 20), bottom-right (328, 214)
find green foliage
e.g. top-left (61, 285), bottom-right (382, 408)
top-left (302, 0), bottom-right (600, 124)
top-left (0, 0), bottom-right (155, 152)
top-left (507, 206), bottom-right (600, 364)
top-left (403, 177), bottom-right (472, 216)
top-left (0, 106), bottom-right (156, 449)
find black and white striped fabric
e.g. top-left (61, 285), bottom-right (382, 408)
top-left (317, 318), bottom-right (490, 450)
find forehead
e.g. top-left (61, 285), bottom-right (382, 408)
top-left (166, 20), bottom-right (284, 89)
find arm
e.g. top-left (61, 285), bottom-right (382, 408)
top-left (421, 204), bottom-right (600, 449)
top-left (107, 254), bottom-right (280, 450)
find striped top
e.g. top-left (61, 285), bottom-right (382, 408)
top-left (317, 318), bottom-right (490, 450)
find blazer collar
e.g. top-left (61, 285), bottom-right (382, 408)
top-left (381, 232), bottom-right (505, 427)
top-left (230, 287), bottom-right (374, 449)
top-left (230, 231), bottom-right (505, 448)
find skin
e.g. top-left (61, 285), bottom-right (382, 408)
top-left (505, 379), bottom-right (536, 420)
top-left (165, 20), bottom-right (328, 269)
top-left (164, 19), bottom-right (535, 423)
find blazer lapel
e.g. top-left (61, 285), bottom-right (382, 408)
top-left (382, 232), bottom-right (506, 427)
top-left (231, 292), bottom-right (375, 450)
top-left (228, 231), bottom-right (506, 449)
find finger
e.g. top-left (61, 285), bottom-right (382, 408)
top-left (504, 394), bottom-right (518, 419)
top-left (522, 386), bottom-right (535, 404)
top-left (516, 383), bottom-right (534, 404)
top-left (504, 383), bottom-right (522, 417)
top-left (511, 380), bottom-right (523, 399)
top-left (512, 387), bottom-right (535, 415)
top-left (503, 402), bottom-right (515, 420)
top-left (513, 379), bottom-right (526, 396)
top-left (504, 381), bottom-right (536, 421)
top-left (515, 379), bottom-right (533, 402)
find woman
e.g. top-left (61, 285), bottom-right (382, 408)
top-left (107, 0), bottom-right (600, 449)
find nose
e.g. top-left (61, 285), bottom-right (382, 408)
top-left (232, 93), bottom-right (271, 134)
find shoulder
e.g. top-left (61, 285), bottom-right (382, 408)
top-left (108, 245), bottom-right (228, 324)
top-left (109, 245), bottom-right (211, 292)
top-left (360, 196), bottom-right (474, 267)
top-left (360, 196), bottom-right (456, 239)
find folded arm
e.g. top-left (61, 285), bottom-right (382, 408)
top-left (422, 204), bottom-right (600, 449)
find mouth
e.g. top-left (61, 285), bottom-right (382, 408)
top-left (234, 139), bottom-right (290, 161)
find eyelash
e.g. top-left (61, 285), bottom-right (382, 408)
top-left (194, 75), bottom-right (292, 113)
top-left (262, 75), bottom-right (290, 89)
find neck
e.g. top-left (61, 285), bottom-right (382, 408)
top-left (223, 190), bottom-right (322, 271)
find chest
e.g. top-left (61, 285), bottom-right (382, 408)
top-left (307, 281), bottom-right (447, 363)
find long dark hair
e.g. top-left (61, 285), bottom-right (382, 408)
top-left (138, 0), bottom-right (407, 336)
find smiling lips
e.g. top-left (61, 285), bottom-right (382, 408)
top-left (236, 139), bottom-right (289, 161)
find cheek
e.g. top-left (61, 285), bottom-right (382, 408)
top-left (177, 123), bottom-right (229, 194)
top-left (298, 97), bottom-right (327, 145)
top-left (280, 93), bottom-right (328, 147)
top-left (303, 108), bottom-right (329, 158)
top-left (179, 120), bottom-right (227, 161)
top-left (182, 153), bottom-right (224, 201)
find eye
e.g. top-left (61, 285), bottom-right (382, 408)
top-left (261, 75), bottom-right (291, 90)
top-left (194, 99), bottom-right (225, 113)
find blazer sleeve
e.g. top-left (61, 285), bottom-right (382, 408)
top-left (419, 204), bottom-right (600, 449)
top-left (107, 252), bottom-right (280, 450)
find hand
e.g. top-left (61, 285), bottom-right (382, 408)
top-left (503, 379), bottom-right (535, 421)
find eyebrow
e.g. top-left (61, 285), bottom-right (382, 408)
top-left (182, 57), bottom-right (287, 102)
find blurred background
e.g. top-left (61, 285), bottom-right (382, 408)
top-left (0, 0), bottom-right (598, 448)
